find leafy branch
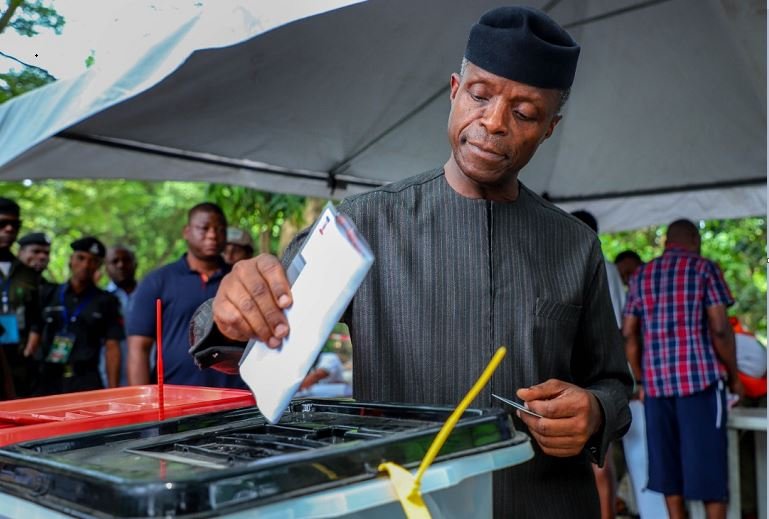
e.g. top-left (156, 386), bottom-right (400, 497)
top-left (0, 0), bottom-right (63, 36)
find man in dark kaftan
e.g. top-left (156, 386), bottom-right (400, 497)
top-left (190, 6), bottom-right (633, 518)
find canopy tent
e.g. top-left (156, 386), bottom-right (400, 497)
top-left (0, 0), bottom-right (765, 232)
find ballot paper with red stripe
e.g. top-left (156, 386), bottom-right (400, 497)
top-left (239, 203), bottom-right (373, 423)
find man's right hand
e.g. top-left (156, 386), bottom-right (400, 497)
top-left (213, 254), bottom-right (293, 347)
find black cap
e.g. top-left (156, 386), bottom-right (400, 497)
top-left (18, 232), bottom-right (51, 247)
top-left (0, 197), bottom-right (20, 217)
top-left (465, 6), bottom-right (580, 90)
top-left (70, 236), bottom-right (106, 258)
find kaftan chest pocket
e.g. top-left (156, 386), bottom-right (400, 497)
top-left (534, 298), bottom-right (582, 323)
top-left (533, 298), bottom-right (582, 375)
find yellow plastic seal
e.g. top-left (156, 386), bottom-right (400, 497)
top-left (379, 346), bottom-right (507, 518)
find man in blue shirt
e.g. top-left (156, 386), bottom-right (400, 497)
top-left (126, 203), bottom-right (244, 388)
top-left (100, 245), bottom-right (139, 387)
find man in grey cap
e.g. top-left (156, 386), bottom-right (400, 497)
top-left (190, 6), bottom-right (632, 517)
top-left (222, 227), bottom-right (255, 266)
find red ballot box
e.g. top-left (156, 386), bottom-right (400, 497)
top-left (0, 385), bottom-right (254, 446)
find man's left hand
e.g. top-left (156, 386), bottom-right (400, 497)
top-left (516, 379), bottom-right (603, 457)
top-left (729, 376), bottom-right (745, 404)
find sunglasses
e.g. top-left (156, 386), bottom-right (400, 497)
top-left (0, 219), bottom-right (22, 231)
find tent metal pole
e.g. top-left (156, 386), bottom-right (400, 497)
top-left (57, 133), bottom-right (763, 202)
top-left (56, 132), bottom-right (383, 191)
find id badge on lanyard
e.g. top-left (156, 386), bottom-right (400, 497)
top-left (45, 285), bottom-right (93, 365)
top-left (0, 277), bottom-right (19, 345)
top-left (46, 331), bottom-right (75, 364)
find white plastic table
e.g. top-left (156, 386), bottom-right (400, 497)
top-left (727, 407), bottom-right (767, 519)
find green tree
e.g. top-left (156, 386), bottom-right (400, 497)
top-left (0, 65), bottom-right (51, 102)
top-left (700, 218), bottom-right (767, 338)
top-left (0, 179), bottom-right (209, 281)
top-left (0, 179), bottom-right (323, 283)
top-left (0, 0), bottom-right (64, 37)
top-left (205, 184), bottom-right (315, 256)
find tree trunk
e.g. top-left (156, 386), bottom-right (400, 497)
top-left (0, 0), bottom-right (24, 36)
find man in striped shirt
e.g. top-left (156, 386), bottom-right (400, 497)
top-left (623, 219), bottom-right (744, 519)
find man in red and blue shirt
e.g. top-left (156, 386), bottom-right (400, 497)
top-left (623, 219), bottom-right (743, 519)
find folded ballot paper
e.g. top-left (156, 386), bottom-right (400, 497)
top-left (239, 203), bottom-right (373, 423)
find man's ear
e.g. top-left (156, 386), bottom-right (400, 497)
top-left (542, 115), bottom-right (562, 141)
top-left (449, 73), bottom-right (461, 101)
top-left (182, 224), bottom-right (191, 241)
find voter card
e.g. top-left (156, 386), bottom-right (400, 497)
top-left (0, 313), bottom-right (19, 345)
top-left (492, 393), bottom-right (544, 419)
top-left (239, 203), bottom-right (373, 423)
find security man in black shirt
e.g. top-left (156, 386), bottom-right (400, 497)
top-left (27, 237), bottom-right (124, 395)
top-left (0, 197), bottom-right (41, 400)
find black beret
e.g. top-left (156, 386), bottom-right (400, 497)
top-left (0, 197), bottom-right (20, 217)
top-left (70, 236), bottom-right (106, 258)
top-left (465, 6), bottom-right (580, 90)
top-left (18, 232), bottom-right (51, 247)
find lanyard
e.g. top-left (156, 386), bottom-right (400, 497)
top-left (0, 275), bottom-right (10, 313)
top-left (59, 284), bottom-right (95, 329)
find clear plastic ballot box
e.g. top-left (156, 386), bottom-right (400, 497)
top-left (0, 399), bottom-right (533, 518)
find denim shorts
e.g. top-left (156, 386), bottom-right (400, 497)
top-left (644, 380), bottom-right (728, 501)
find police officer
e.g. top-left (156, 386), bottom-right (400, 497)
top-left (17, 232), bottom-right (56, 290)
top-left (0, 198), bottom-right (40, 399)
top-left (26, 237), bottom-right (124, 395)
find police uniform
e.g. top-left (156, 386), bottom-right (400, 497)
top-left (36, 238), bottom-right (124, 395)
top-left (0, 256), bottom-right (41, 398)
top-left (0, 199), bottom-right (41, 399)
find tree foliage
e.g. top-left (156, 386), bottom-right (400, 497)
top-left (0, 0), bottom-right (64, 37)
top-left (0, 179), bottom-right (315, 281)
top-left (204, 185), bottom-right (312, 256)
top-left (1, 179), bottom-right (207, 281)
top-left (0, 64), bottom-right (51, 102)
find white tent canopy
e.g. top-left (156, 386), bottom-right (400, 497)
top-left (0, 0), bottom-right (765, 231)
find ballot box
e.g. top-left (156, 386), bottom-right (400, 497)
top-left (0, 399), bottom-right (533, 518)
